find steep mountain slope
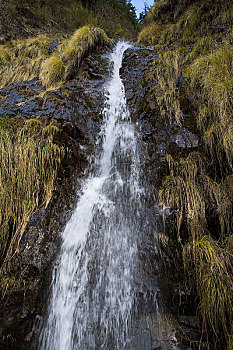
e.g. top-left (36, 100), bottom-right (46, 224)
top-left (137, 1), bottom-right (233, 349)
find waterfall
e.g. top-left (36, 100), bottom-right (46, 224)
top-left (39, 42), bottom-right (159, 350)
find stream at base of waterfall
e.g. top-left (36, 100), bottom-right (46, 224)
top-left (39, 42), bottom-right (179, 350)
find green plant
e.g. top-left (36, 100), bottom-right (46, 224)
top-left (147, 50), bottom-right (184, 125)
top-left (183, 236), bottom-right (233, 345)
top-left (159, 153), bottom-right (232, 242)
top-left (138, 23), bottom-right (164, 45)
top-left (160, 153), bottom-right (233, 346)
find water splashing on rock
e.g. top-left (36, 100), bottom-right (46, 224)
top-left (39, 42), bottom-right (179, 350)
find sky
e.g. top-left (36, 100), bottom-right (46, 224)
top-left (131, 0), bottom-right (155, 16)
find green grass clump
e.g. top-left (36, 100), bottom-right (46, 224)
top-left (0, 35), bottom-right (51, 88)
top-left (39, 55), bottom-right (65, 87)
top-left (159, 153), bottom-right (206, 241)
top-left (184, 36), bottom-right (216, 64)
top-left (183, 236), bottom-right (233, 345)
top-left (40, 26), bottom-right (111, 88)
top-left (187, 44), bottom-right (233, 168)
top-left (146, 50), bottom-right (184, 125)
top-left (175, 4), bottom-right (201, 40)
top-left (159, 153), bottom-right (232, 241)
top-left (0, 119), bottom-right (63, 273)
top-left (159, 153), bottom-right (233, 346)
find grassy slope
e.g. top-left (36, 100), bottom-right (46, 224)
top-left (0, 0), bottom-right (138, 89)
top-left (0, 26), bottom-right (111, 89)
top-left (139, 1), bottom-right (233, 349)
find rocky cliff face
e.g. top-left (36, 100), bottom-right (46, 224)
top-left (0, 42), bottom-right (196, 350)
top-left (0, 35), bottom-right (230, 349)
top-left (0, 48), bottom-right (111, 350)
top-left (121, 46), bottom-right (204, 348)
top-left (121, 45), bottom-right (201, 195)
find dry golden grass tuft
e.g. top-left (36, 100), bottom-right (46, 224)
top-left (160, 153), bottom-right (233, 346)
top-left (159, 153), bottom-right (232, 241)
top-left (0, 119), bottom-right (64, 273)
top-left (187, 44), bottom-right (233, 169)
top-left (40, 26), bottom-right (111, 88)
top-left (0, 26), bottom-right (111, 89)
top-left (146, 50), bottom-right (184, 126)
top-left (0, 35), bottom-right (51, 88)
top-left (183, 236), bottom-right (233, 344)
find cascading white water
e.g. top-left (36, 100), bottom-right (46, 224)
top-left (39, 42), bottom-right (151, 350)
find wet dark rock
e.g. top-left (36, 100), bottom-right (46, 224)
top-left (137, 120), bottom-right (153, 135)
top-left (121, 46), bottom-right (202, 189)
top-left (171, 128), bottom-right (200, 148)
top-left (0, 51), bottom-right (109, 146)
top-left (121, 46), bottom-right (158, 115)
top-left (121, 45), bottom-right (203, 350)
top-left (48, 40), bottom-right (61, 54)
top-left (176, 75), bottom-right (186, 88)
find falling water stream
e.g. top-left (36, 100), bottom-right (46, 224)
top-left (39, 42), bottom-right (174, 350)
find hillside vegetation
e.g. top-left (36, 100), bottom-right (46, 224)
top-left (0, 26), bottom-right (111, 89)
top-left (139, 1), bottom-right (233, 349)
top-left (0, 0), bottom-right (138, 42)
